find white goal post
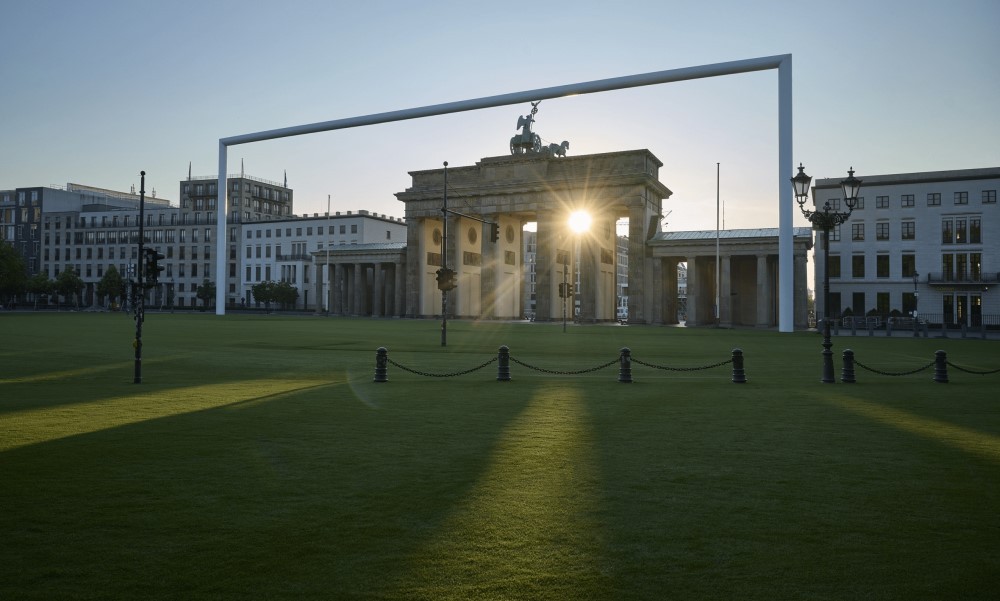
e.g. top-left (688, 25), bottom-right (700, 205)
top-left (215, 54), bottom-right (796, 331)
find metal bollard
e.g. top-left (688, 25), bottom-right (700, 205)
top-left (374, 347), bottom-right (388, 383)
top-left (933, 350), bottom-right (948, 383)
top-left (618, 347), bottom-right (633, 383)
top-left (731, 348), bottom-right (746, 383)
top-left (841, 349), bottom-right (856, 383)
top-left (497, 345), bottom-right (511, 382)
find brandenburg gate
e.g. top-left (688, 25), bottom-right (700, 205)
top-left (395, 149), bottom-right (672, 323)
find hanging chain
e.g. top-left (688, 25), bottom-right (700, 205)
top-left (386, 356), bottom-right (497, 378)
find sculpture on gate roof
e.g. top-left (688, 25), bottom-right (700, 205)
top-left (510, 101), bottom-right (569, 158)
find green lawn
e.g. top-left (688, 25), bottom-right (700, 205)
top-left (1, 313), bottom-right (998, 600)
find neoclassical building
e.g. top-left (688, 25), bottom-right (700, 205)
top-left (648, 228), bottom-right (814, 328)
top-left (394, 150), bottom-right (671, 323)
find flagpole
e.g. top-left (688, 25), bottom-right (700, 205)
top-left (326, 194), bottom-right (332, 314)
top-left (715, 162), bottom-right (720, 327)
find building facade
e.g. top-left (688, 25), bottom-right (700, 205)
top-left (813, 167), bottom-right (999, 327)
top-left (649, 228), bottom-right (813, 328)
top-left (2, 176), bottom-right (407, 311)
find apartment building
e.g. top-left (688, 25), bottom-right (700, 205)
top-left (813, 167), bottom-right (999, 327)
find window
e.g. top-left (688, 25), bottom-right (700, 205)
top-left (876, 222), bottom-right (889, 240)
top-left (386, 230), bottom-right (392, 240)
top-left (984, 190), bottom-right (997, 204)
top-left (901, 221), bottom-right (915, 240)
top-left (955, 218), bottom-right (967, 244)
top-left (942, 220), bottom-right (953, 244)
top-left (339, 225), bottom-right (346, 234)
top-left (851, 223), bottom-right (864, 240)
top-left (246, 246), bottom-right (252, 259)
top-left (853, 197), bottom-right (864, 210)
top-left (828, 255), bottom-right (841, 278)
top-left (901, 254), bottom-right (916, 278)
top-left (954, 192), bottom-right (968, 205)
top-left (351, 224), bottom-right (358, 234)
top-left (876, 196), bottom-right (889, 209)
top-left (901, 194), bottom-right (914, 207)
top-left (970, 218), bottom-right (981, 243)
top-left (876, 255), bottom-right (890, 278)
top-left (830, 226), bottom-right (841, 242)
top-left (852, 255), bottom-right (865, 278)
top-left (876, 292), bottom-right (890, 316)
top-left (927, 193), bottom-right (941, 206)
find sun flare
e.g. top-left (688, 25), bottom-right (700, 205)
top-left (568, 210), bottom-right (592, 234)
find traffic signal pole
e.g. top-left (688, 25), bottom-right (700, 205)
top-left (441, 162), bottom-right (449, 347)
top-left (435, 161), bottom-right (501, 347)
top-left (134, 171), bottom-right (145, 383)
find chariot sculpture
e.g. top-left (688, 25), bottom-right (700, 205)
top-left (510, 101), bottom-right (569, 157)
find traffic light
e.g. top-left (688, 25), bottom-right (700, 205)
top-left (489, 222), bottom-right (500, 243)
top-left (436, 267), bottom-right (457, 291)
top-left (558, 282), bottom-right (566, 298)
top-left (144, 248), bottom-right (165, 285)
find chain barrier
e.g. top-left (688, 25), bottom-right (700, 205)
top-left (853, 359), bottom-right (935, 377)
top-left (386, 356), bottom-right (497, 378)
top-left (631, 356), bottom-right (733, 372)
top-left (946, 361), bottom-right (1000, 376)
top-left (509, 355), bottom-right (619, 375)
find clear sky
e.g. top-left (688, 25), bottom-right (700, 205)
top-left (2, 0), bottom-right (998, 234)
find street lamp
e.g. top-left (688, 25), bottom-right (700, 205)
top-left (792, 164), bottom-right (861, 383)
top-left (912, 271), bottom-right (920, 337)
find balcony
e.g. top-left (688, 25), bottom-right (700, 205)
top-left (926, 272), bottom-right (998, 287)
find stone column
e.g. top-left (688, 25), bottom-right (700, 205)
top-left (756, 254), bottom-right (771, 328)
top-left (720, 254), bottom-right (732, 328)
top-left (578, 235), bottom-right (596, 322)
top-left (663, 258), bottom-right (679, 325)
top-left (353, 262), bottom-right (365, 316)
top-left (481, 218), bottom-right (498, 319)
top-left (333, 263), bottom-right (344, 315)
top-left (535, 210), bottom-right (554, 321)
top-left (372, 263), bottom-right (383, 318)
top-left (627, 204), bottom-right (647, 323)
top-left (446, 214), bottom-right (461, 318)
top-left (404, 219), bottom-right (422, 318)
top-left (394, 261), bottom-right (405, 317)
top-left (794, 251), bottom-right (809, 330)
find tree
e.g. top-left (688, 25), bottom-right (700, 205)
top-left (251, 281), bottom-right (276, 310)
top-left (274, 281), bottom-right (299, 310)
top-left (27, 271), bottom-right (54, 310)
top-left (55, 268), bottom-right (85, 309)
top-left (0, 240), bottom-right (27, 306)
top-left (96, 265), bottom-right (124, 308)
top-left (196, 279), bottom-right (216, 310)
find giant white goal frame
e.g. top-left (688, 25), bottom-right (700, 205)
top-left (215, 54), bottom-right (796, 331)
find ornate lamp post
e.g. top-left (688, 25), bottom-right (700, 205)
top-left (792, 164), bottom-right (862, 383)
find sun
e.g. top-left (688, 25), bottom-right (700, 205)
top-left (568, 210), bottom-right (592, 234)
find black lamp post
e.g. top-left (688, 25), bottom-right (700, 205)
top-left (912, 271), bottom-right (920, 337)
top-left (792, 164), bottom-right (862, 383)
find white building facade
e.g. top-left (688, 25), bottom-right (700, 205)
top-left (813, 167), bottom-right (999, 328)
